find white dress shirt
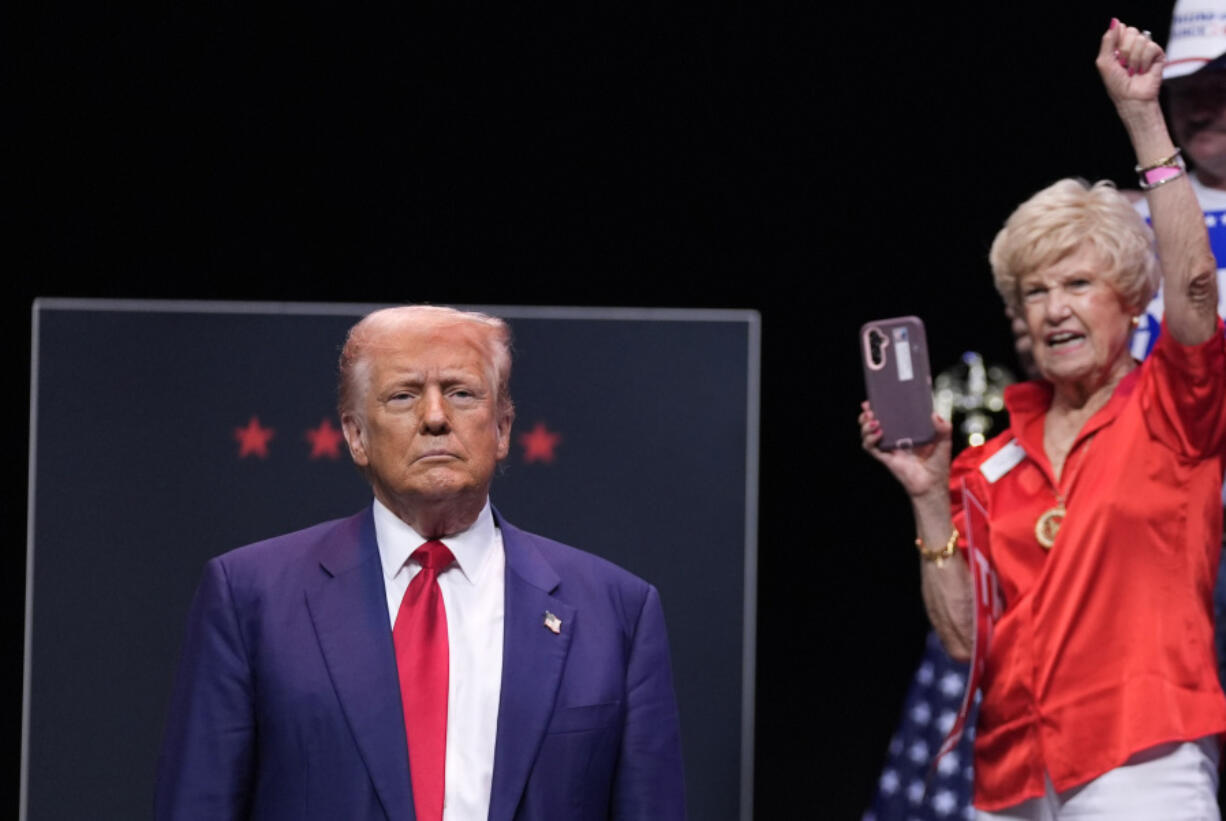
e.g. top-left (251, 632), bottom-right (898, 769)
top-left (374, 498), bottom-right (505, 821)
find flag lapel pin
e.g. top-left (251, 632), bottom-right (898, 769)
top-left (543, 611), bottom-right (562, 634)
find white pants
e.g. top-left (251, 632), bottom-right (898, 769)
top-left (976, 738), bottom-right (1221, 821)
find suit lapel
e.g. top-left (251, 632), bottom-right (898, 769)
top-left (305, 508), bottom-right (414, 821)
top-left (488, 516), bottom-right (576, 821)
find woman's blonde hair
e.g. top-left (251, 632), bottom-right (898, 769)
top-left (989, 178), bottom-right (1159, 314)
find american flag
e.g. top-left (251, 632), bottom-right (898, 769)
top-left (863, 632), bottom-right (978, 821)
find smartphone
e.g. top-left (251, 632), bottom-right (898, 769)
top-left (860, 316), bottom-right (935, 450)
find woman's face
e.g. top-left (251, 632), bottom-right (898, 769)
top-left (1018, 243), bottom-right (1135, 391)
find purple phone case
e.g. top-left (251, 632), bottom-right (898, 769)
top-left (861, 316), bottom-right (935, 449)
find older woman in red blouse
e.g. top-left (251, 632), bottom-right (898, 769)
top-left (861, 19), bottom-right (1226, 819)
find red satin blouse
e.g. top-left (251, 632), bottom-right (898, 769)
top-left (950, 319), bottom-right (1226, 811)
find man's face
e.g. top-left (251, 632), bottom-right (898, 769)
top-left (1168, 68), bottom-right (1226, 181)
top-left (341, 320), bottom-right (511, 517)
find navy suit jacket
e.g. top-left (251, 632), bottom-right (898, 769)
top-left (155, 506), bottom-right (685, 820)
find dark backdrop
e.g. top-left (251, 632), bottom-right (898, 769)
top-left (12, 2), bottom-right (1166, 816)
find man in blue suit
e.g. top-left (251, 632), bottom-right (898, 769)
top-left (155, 305), bottom-right (686, 821)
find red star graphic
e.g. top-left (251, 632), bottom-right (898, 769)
top-left (305, 418), bottom-right (345, 460)
top-left (234, 415), bottom-right (275, 459)
top-left (518, 422), bottom-right (561, 464)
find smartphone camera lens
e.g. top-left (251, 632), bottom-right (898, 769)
top-left (868, 328), bottom-right (888, 367)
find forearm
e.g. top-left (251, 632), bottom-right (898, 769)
top-left (1118, 100), bottom-right (1219, 344)
top-left (912, 491), bottom-right (974, 661)
top-left (857, 403), bottom-right (967, 654)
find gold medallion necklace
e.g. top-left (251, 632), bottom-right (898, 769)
top-left (1036, 434), bottom-right (1092, 550)
top-left (1035, 384), bottom-right (1112, 551)
top-left (1035, 498), bottom-right (1065, 550)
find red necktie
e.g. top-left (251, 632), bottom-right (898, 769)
top-left (393, 540), bottom-right (455, 821)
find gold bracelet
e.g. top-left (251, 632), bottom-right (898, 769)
top-left (1134, 147), bottom-right (1182, 174)
top-left (915, 526), bottom-right (959, 563)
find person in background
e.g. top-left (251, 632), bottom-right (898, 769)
top-left (1130, 0), bottom-right (1226, 362)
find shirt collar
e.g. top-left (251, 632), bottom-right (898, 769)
top-left (1004, 367), bottom-right (1142, 457)
top-left (372, 497), bottom-right (497, 587)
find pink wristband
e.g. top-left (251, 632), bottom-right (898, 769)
top-left (1143, 165), bottom-right (1182, 186)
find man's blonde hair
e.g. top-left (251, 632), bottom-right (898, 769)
top-left (337, 305), bottom-right (514, 423)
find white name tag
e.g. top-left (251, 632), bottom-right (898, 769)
top-left (979, 439), bottom-right (1025, 484)
top-left (893, 327), bottom-right (914, 381)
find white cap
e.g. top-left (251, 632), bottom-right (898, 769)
top-left (1164, 0), bottom-right (1226, 79)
